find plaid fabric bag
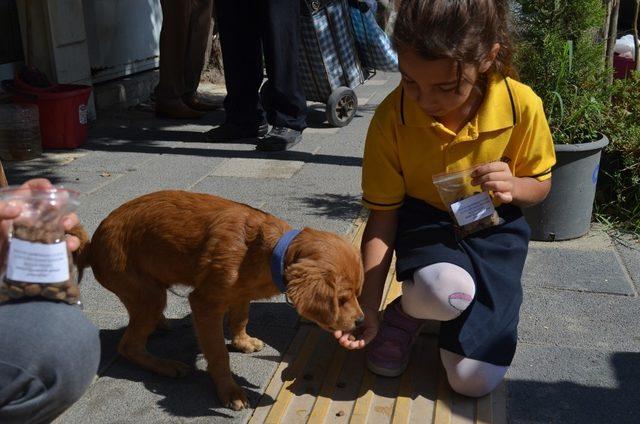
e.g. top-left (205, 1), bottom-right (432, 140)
top-left (299, 0), bottom-right (365, 103)
top-left (348, 0), bottom-right (398, 72)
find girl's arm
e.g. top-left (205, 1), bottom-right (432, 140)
top-left (334, 208), bottom-right (398, 349)
top-left (511, 177), bottom-right (551, 208)
top-left (359, 209), bottom-right (398, 313)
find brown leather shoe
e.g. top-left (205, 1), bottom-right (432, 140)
top-left (155, 99), bottom-right (205, 119)
top-left (183, 95), bottom-right (220, 111)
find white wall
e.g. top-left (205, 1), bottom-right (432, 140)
top-left (83, 0), bottom-right (162, 83)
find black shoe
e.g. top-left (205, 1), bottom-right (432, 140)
top-left (206, 121), bottom-right (269, 142)
top-left (256, 127), bottom-right (303, 151)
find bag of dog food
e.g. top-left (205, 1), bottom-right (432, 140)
top-left (0, 186), bottom-right (81, 305)
top-left (432, 166), bottom-right (503, 237)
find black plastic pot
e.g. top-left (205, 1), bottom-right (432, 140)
top-left (523, 134), bottom-right (609, 241)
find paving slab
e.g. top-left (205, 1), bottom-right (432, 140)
top-left (52, 149), bottom-right (154, 174)
top-left (212, 158), bottom-right (305, 179)
top-left (612, 231), bottom-right (640, 292)
top-left (523, 229), bottom-right (636, 295)
top-left (519, 286), bottom-right (640, 352)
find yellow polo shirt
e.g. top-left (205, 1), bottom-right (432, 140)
top-left (361, 74), bottom-right (556, 211)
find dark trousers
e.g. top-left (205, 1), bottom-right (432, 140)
top-left (215, 0), bottom-right (307, 130)
top-left (157, 0), bottom-right (214, 102)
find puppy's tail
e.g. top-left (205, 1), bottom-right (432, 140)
top-left (67, 224), bottom-right (91, 284)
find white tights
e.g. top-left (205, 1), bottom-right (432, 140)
top-left (401, 262), bottom-right (508, 397)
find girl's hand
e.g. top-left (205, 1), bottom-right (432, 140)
top-left (333, 306), bottom-right (380, 350)
top-left (471, 162), bottom-right (517, 203)
top-left (0, 179), bottom-right (81, 252)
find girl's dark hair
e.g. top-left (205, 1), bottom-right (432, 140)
top-left (392, 0), bottom-right (516, 79)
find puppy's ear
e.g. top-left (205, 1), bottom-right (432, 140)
top-left (285, 261), bottom-right (338, 330)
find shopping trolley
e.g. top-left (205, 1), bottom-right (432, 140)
top-left (261, 0), bottom-right (371, 128)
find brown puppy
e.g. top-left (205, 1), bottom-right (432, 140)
top-left (76, 190), bottom-right (364, 410)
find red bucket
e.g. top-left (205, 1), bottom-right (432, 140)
top-left (2, 80), bottom-right (92, 149)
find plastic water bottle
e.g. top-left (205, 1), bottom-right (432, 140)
top-left (0, 103), bottom-right (42, 161)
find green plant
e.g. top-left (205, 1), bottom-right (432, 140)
top-left (513, 0), bottom-right (608, 144)
top-left (596, 72), bottom-right (640, 234)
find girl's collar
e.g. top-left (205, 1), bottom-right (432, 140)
top-left (399, 73), bottom-right (517, 133)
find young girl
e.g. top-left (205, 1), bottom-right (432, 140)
top-left (333, 0), bottom-right (556, 397)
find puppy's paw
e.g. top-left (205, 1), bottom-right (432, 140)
top-left (232, 336), bottom-right (264, 353)
top-left (154, 359), bottom-right (192, 378)
top-left (217, 382), bottom-right (248, 410)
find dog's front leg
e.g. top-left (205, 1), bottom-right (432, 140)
top-left (189, 292), bottom-right (248, 411)
top-left (229, 301), bottom-right (264, 353)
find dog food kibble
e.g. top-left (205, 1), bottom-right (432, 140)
top-left (8, 284), bottom-right (24, 298)
top-left (66, 285), bottom-right (80, 299)
top-left (0, 187), bottom-right (81, 305)
top-left (23, 283), bottom-right (42, 296)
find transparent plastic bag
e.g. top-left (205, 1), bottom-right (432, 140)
top-left (432, 166), bottom-right (503, 237)
top-left (0, 186), bottom-right (81, 305)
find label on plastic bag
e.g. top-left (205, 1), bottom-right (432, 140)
top-left (450, 192), bottom-right (496, 226)
top-left (6, 239), bottom-right (70, 283)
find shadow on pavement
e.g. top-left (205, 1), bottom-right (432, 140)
top-left (4, 154), bottom-right (75, 185)
top-left (83, 136), bottom-right (364, 167)
top-left (295, 193), bottom-right (361, 220)
top-left (82, 106), bottom-right (366, 167)
top-left (508, 351), bottom-right (640, 424)
top-left (96, 302), bottom-right (297, 417)
top-left (2, 101), bottom-right (377, 185)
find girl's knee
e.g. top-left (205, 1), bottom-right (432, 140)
top-left (404, 263), bottom-right (475, 321)
top-left (441, 350), bottom-right (508, 398)
top-left (446, 371), bottom-right (503, 398)
top-left (419, 263), bottom-right (474, 287)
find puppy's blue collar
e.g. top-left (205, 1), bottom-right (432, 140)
top-left (271, 229), bottom-right (301, 293)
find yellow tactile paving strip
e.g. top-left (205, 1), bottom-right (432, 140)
top-left (249, 211), bottom-right (507, 424)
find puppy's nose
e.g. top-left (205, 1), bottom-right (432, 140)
top-left (355, 315), bottom-right (365, 326)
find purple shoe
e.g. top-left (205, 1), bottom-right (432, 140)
top-left (366, 297), bottom-right (425, 377)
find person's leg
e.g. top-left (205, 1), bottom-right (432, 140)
top-left (367, 263), bottom-right (476, 377)
top-left (156, 0), bottom-right (203, 118)
top-left (440, 349), bottom-right (508, 398)
top-left (261, 0), bottom-right (307, 130)
top-left (206, 0), bottom-right (267, 141)
top-left (183, 0), bottom-right (218, 111)
top-left (0, 300), bottom-right (100, 423)
top-left (215, 0), bottom-right (265, 127)
top-left (158, 0), bottom-right (189, 102)
top-left (256, 0), bottom-right (308, 151)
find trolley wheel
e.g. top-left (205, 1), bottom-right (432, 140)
top-left (326, 87), bottom-right (357, 127)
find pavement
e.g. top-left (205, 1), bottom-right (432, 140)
top-left (4, 72), bottom-right (640, 423)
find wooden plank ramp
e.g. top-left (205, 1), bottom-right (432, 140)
top-left (249, 211), bottom-right (506, 424)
